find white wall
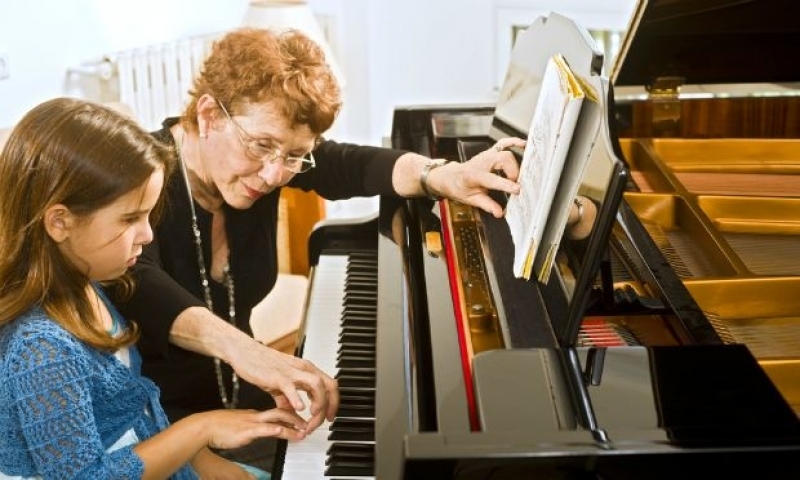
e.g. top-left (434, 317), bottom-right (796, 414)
top-left (0, 0), bottom-right (251, 129)
top-left (334, 0), bottom-right (636, 145)
top-left (0, 0), bottom-right (636, 146)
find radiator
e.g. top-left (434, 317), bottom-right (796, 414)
top-left (68, 33), bottom-right (219, 130)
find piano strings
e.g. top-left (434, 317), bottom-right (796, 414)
top-left (706, 312), bottom-right (800, 358)
top-left (677, 172), bottom-right (800, 197)
top-left (724, 232), bottom-right (800, 275)
top-left (639, 222), bottom-right (696, 278)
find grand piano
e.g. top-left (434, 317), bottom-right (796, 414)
top-left (278, 2), bottom-right (800, 478)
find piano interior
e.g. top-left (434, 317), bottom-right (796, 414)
top-left (280, 1), bottom-right (800, 479)
top-left (612, 0), bottom-right (800, 417)
top-left (621, 136), bottom-right (800, 414)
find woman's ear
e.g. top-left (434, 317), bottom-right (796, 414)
top-left (43, 204), bottom-right (73, 243)
top-left (196, 93), bottom-right (220, 137)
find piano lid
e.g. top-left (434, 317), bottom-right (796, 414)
top-left (612, 0), bottom-right (800, 96)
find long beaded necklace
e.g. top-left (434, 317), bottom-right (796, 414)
top-left (177, 132), bottom-right (239, 409)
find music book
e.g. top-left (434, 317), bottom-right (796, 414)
top-left (505, 53), bottom-right (588, 281)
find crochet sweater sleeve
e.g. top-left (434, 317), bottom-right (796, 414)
top-left (4, 324), bottom-right (145, 479)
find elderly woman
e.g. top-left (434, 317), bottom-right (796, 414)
top-left (112, 27), bottom-right (523, 475)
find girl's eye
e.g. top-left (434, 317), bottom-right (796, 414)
top-left (124, 214), bottom-right (147, 225)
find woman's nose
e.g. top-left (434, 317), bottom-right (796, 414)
top-left (258, 159), bottom-right (287, 185)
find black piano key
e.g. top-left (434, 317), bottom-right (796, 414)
top-left (337, 344), bottom-right (374, 356)
top-left (338, 347), bottom-right (375, 358)
top-left (337, 357), bottom-right (375, 369)
top-left (337, 349), bottom-right (375, 360)
top-left (348, 266), bottom-right (377, 274)
top-left (344, 271), bottom-right (376, 281)
top-left (336, 358), bottom-right (374, 369)
top-left (336, 384), bottom-right (375, 394)
top-left (341, 317), bottom-right (376, 328)
top-left (341, 316), bottom-right (376, 327)
top-left (347, 259), bottom-right (378, 269)
top-left (324, 461), bottom-right (374, 477)
top-left (343, 295), bottom-right (376, 307)
top-left (336, 374), bottom-right (374, 389)
top-left (340, 324), bottom-right (376, 334)
top-left (347, 252), bottom-right (377, 262)
top-left (328, 419), bottom-right (376, 441)
top-left (326, 442), bottom-right (375, 462)
top-left (340, 323), bottom-right (375, 334)
top-left (335, 368), bottom-right (374, 380)
top-left (336, 404), bottom-right (375, 418)
top-left (327, 421), bottom-right (375, 439)
top-left (344, 274), bottom-right (377, 283)
top-left (336, 350), bottom-right (375, 367)
top-left (328, 428), bottom-right (375, 442)
top-left (341, 307), bottom-right (377, 317)
top-left (340, 393), bottom-right (375, 405)
top-left (341, 384), bottom-right (376, 394)
top-left (336, 369), bottom-right (376, 381)
top-left (339, 332), bottom-right (376, 345)
top-left (341, 310), bottom-right (376, 318)
top-left (337, 354), bottom-right (375, 365)
top-left (339, 330), bottom-right (376, 341)
top-left (342, 284), bottom-right (375, 294)
top-left (341, 302), bottom-right (377, 310)
top-left (339, 329), bottom-right (375, 341)
top-left (337, 348), bottom-right (375, 359)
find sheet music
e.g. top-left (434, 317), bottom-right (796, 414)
top-left (505, 53), bottom-right (586, 280)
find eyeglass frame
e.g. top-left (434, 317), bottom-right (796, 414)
top-left (214, 98), bottom-right (316, 174)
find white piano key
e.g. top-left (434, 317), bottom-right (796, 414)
top-left (281, 254), bottom-right (375, 480)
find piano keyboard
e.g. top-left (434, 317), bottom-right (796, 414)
top-left (281, 251), bottom-right (378, 480)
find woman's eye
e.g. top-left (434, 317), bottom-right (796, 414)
top-left (250, 141), bottom-right (274, 157)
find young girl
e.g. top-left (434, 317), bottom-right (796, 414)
top-left (0, 98), bottom-right (306, 479)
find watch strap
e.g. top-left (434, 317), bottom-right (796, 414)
top-left (420, 159), bottom-right (448, 200)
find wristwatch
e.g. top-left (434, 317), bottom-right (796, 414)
top-left (420, 158), bottom-right (449, 200)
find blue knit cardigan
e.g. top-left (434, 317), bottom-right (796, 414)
top-left (0, 303), bottom-right (198, 479)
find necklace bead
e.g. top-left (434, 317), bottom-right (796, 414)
top-left (178, 133), bottom-right (239, 409)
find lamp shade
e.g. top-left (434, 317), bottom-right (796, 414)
top-left (243, 0), bottom-right (346, 87)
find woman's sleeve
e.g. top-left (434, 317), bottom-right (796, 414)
top-left (7, 331), bottom-right (146, 479)
top-left (289, 139), bottom-right (408, 199)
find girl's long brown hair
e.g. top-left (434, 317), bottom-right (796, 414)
top-left (0, 98), bottom-right (175, 351)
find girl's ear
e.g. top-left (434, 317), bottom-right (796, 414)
top-left (43, 204), bottom-right (74, 243)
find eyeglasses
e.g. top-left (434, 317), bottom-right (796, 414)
top-left (215, 99), bottom-right (316, 174)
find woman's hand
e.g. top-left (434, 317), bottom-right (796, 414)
top-left (421, 137), bottom-right (526, 218)
top-left (225, 336), bottom-right (339, 434)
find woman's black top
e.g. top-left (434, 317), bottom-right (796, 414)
top-left (114, 117), bottom-right (406, 420)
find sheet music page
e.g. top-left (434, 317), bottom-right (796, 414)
top-left (505, 53), bottom-right (586, 280)
top-left (534, 76), bottom-right (601, 284)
